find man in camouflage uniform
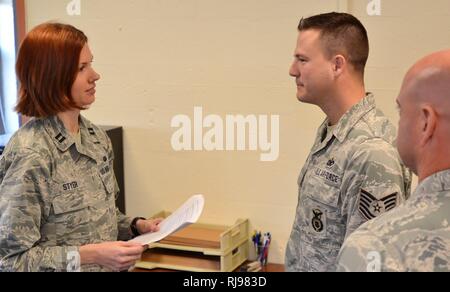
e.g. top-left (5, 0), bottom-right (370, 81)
top-left (285, 12), bottom-right (411, 272)
top-left (0, 116), bottom-right (156, 272)
top-left (337, 50), bottom-right (450, 272)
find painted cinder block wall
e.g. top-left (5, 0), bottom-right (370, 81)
top-left (24, 0), bottom-right (449, 263)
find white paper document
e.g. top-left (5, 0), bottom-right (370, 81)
top-left (130, 194), bottom-right (205, 245)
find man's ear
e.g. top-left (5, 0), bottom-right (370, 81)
top-left (420, 105), bottom-right (437, 147)
top-left (333, 55), bottom-right (345, 76)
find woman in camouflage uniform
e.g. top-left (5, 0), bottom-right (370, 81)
top-left (0, 23), bottom-right (161, 272)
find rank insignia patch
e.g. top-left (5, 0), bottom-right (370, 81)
top-left (359, 189), bottom-right (398, 220)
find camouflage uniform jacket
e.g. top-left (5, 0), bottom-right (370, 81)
top-left (0, 115), bottom-right (132, 272)
top-left (285, 94), bottom-right (411, 272)
top-left (337, 169), bottom-right (450, 272)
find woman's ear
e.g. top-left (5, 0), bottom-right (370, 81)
top-left (420, 105), bottom-right (437, 147)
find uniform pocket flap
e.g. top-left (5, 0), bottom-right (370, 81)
top-left (306, 192), bottom-right (339, 207)
top-left (52, 192), bottom-right (87, 214)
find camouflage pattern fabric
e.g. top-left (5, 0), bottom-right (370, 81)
top-left (0, 116), bottom-right (132, 272)
top-left (285, 94), bottom-right (411, 272)
top-left (337, 169), bottom-right (450, 272)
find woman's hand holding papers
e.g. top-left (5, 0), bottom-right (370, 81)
top-left (136, 218), bottom-right (163, 234)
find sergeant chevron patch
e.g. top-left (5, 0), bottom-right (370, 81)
top-left (359, 189), bottom-right (398, 221)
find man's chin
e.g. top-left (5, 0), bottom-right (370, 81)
top-left (297, 94), bottom-right (312, 104)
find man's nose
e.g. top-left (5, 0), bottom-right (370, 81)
top-left (289, 61), bottom-right (299, 77)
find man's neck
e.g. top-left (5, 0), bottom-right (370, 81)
top-left (321, 83), bottom-right (366, 125)
top-left (417, 136), bottom-right (450, 183)
top-left (57, 110), bottom-right (81, 135)
top-left (417, 155), bottom-right (450, 183)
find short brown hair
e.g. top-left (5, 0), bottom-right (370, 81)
top-left (298, 12), bottom-right (369, 76)
top-left (15, 23), bottom-right (88, 118)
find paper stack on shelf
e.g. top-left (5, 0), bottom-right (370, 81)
top-left (159, 225), bottom-right (226, 249)
top-left (135, 217), bottom-right (250, 272)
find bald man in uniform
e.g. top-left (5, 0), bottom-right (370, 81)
top-left (337, 50), bottom-right (450, 272)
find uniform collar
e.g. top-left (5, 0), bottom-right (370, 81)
top-left (313, 94), bottom-right (375, 152)
top-left (77, 116), bottom-right (104, 163)
top-left (332, 93), bottom-right (376, 143)
top-left (413, 169), bottom-right (450, 199)
top-left (313, 120), bottom-right (336, 154)
top-left (44, 115), bottom-right (102, 163)
top-left (44, 116), bottom-right (75, 152)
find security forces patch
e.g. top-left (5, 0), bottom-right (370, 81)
top-left (311, 209), bottom-right (325, 233)
top-left (359, 189), bottom-right (398, 221)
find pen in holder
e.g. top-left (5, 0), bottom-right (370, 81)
top-left (252, 231), bottom-right (271, 266)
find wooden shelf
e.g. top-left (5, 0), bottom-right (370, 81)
top-left (132, 261), bottom-right (285, 273)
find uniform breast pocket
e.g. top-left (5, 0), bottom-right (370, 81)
top-left (51, 190), bottom-right (92, 244)
top-left (302, 171), bottom-right (342, 242)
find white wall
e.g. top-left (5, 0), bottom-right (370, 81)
top-left (24, 0), bottom-right (449, 264)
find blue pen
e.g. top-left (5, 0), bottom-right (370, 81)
top-left (252, 231), bottom-right (259, 256)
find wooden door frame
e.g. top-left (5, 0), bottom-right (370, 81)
top-left (13, 0), bottom-right (27, 125)
top-left (14, 0), bottom-right (26, 45)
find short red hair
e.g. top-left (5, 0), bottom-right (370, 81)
top-left (15, 23), bottom-right (87, 118)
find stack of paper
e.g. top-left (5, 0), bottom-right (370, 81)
top-left (130, 194), bottom-right (205, 245)
top-left (159, 225), bottom-right (226, 249)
